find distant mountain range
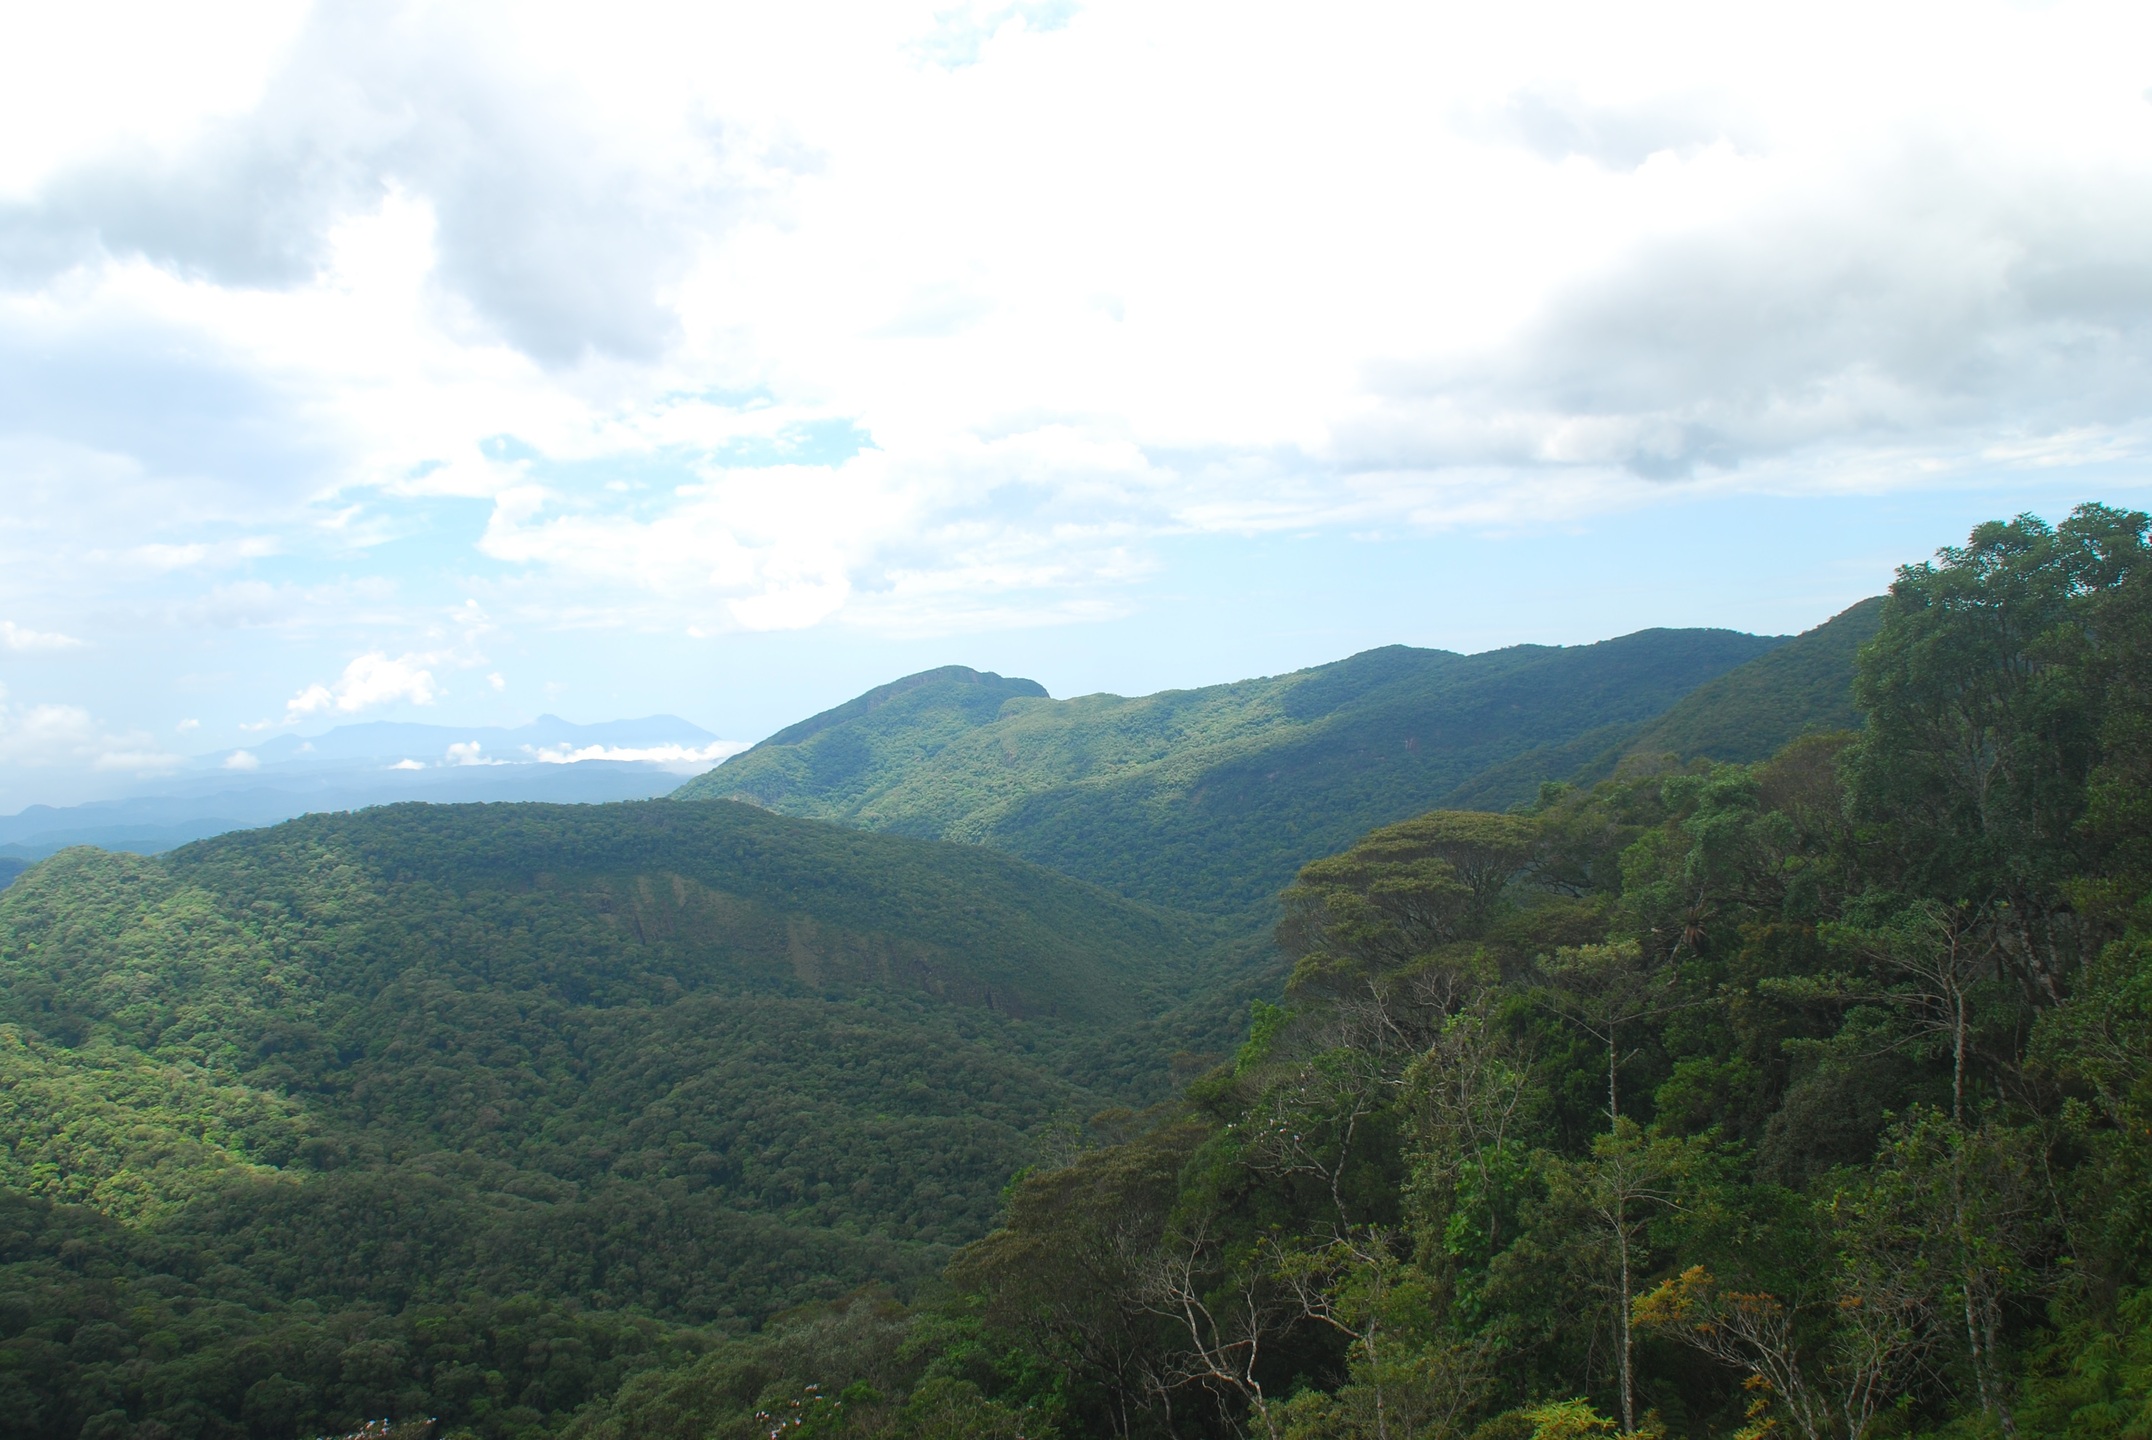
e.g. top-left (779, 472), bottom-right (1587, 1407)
top-left (675, 605), bottom-right (1881, 919)
top-left (0, 602), bottom-right (1883, 890)
top-left (0, 714), bottom-right (738, 861)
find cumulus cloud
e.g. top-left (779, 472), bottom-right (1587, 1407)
top-left (472, 422), bottom-right (1177, 633)
top-left (0, 700), bottom-right (97, 763)
top-left (0, 686), bottom-right (176, 774)
top-left (525, 739), bottom-right (750, 767)
top-left (0, 1), bottom-right (758, 365)
top-left (1339, 140), bottom-right (2152, 487)
top-left (284, 650), bottom-right (442, 721)
top-left (15, 6), bottom-right (2152, 539)
top-left (0, 620), bottom-right (82, 652)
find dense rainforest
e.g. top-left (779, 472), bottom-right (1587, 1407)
top-left (0, 802), bottom-right (1219, 1439)
top-left (6, 503), bottom-right (2150, 1440)
top-left (558, 503), bottom-right (2152, 1439)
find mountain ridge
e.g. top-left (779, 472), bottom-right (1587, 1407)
top-left (1609, 596), bottom-right (1884, 767)
top-left (675, 626), bottom-right (1789, 916)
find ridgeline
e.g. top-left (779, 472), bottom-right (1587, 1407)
top-left (675, 628), bottom-right (1787, 919)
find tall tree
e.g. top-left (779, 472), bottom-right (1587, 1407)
top-left (1846, 504), bottom-right (2151, 997)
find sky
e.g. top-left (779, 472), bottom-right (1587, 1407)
top-left (3, 0), bottom-right (2152, 810)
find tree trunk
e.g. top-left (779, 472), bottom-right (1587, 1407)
top-left (1616, 1199), bottom-right (1636, 1435)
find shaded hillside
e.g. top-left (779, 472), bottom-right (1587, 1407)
top-left (1612, 596), bottom-right (1883, 767)
top-left (1443, 599), bottom-right (1887, 807)
top-left (0, 801), bottom-right (1209, 1355)
top-left (676, 628), bottom-right (1786, 917)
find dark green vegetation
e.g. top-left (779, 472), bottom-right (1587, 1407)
top-left (1614, 597), bottom-right (1885, 768)
top-left (0, 801), bottom-right (1214, 1439)
top-left (675, 629), bottom-right (1786, 919)
top-left (555, 502), bottom-right (2152, 1439)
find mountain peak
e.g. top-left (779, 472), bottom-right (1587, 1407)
top-left (760, 666), bottom-right (1050, 749)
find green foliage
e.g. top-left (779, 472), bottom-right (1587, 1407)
top-left (0, 1186), bottom-right (705, 1440)
top-left (558, 1293), bottom-right (1060, 1440)
top-left (859, 502), bottom-right (2152, 1440)
top-left (0, 801), bottom-right (1209, 1437)
top-left (676, 634), bottom-right (1786, 920)
top-left (1520, 1398), bottom-right (1622, 1440)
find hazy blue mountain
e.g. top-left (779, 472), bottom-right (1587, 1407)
top-left (676, 628), bottom-right (1788, 917)
top-left (0, 714), bottom-right (735, 858)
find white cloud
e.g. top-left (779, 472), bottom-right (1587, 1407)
top-left (0, 1), bottom-right (309, 197)
top-left (524, 739), bottom-right (750, 767)
top-left (0, 1), bottom-right (757, 364)
top-left (0, 689), bottom-right (175, 774)
top-left (0, 702), bottom-right (96, 762)
top-left (471, 425), bottom-right (1175, 632)
top-left (284, 650), bottom-right (442, 721)
top-left (223, 748), bottom-right (259, 770)
top-left (389, 757), bottom-right (425, 770)
top-left (445, 740), bottom-right (507, 765)
top-left (0, 620), bottom-right (84, 652)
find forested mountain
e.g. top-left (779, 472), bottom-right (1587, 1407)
top-left (1410, 599), bottom-right (1882, 811)
top-left (16, 507), bottom-right (2152, 1440)
top-left (564, 504), bottom-right (2152, 1440)
top-left (0, 801), bottom-right (1213, 1438)
top-left (675, 629), bottom-right (1785, 918)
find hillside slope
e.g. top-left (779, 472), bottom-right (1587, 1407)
top-left (676, 628), bottom-right (1786, 916)
top-left (1613, 597), bottom-right (1884, 764)
top-left (0, 801), bottom-right (1209, 1345)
